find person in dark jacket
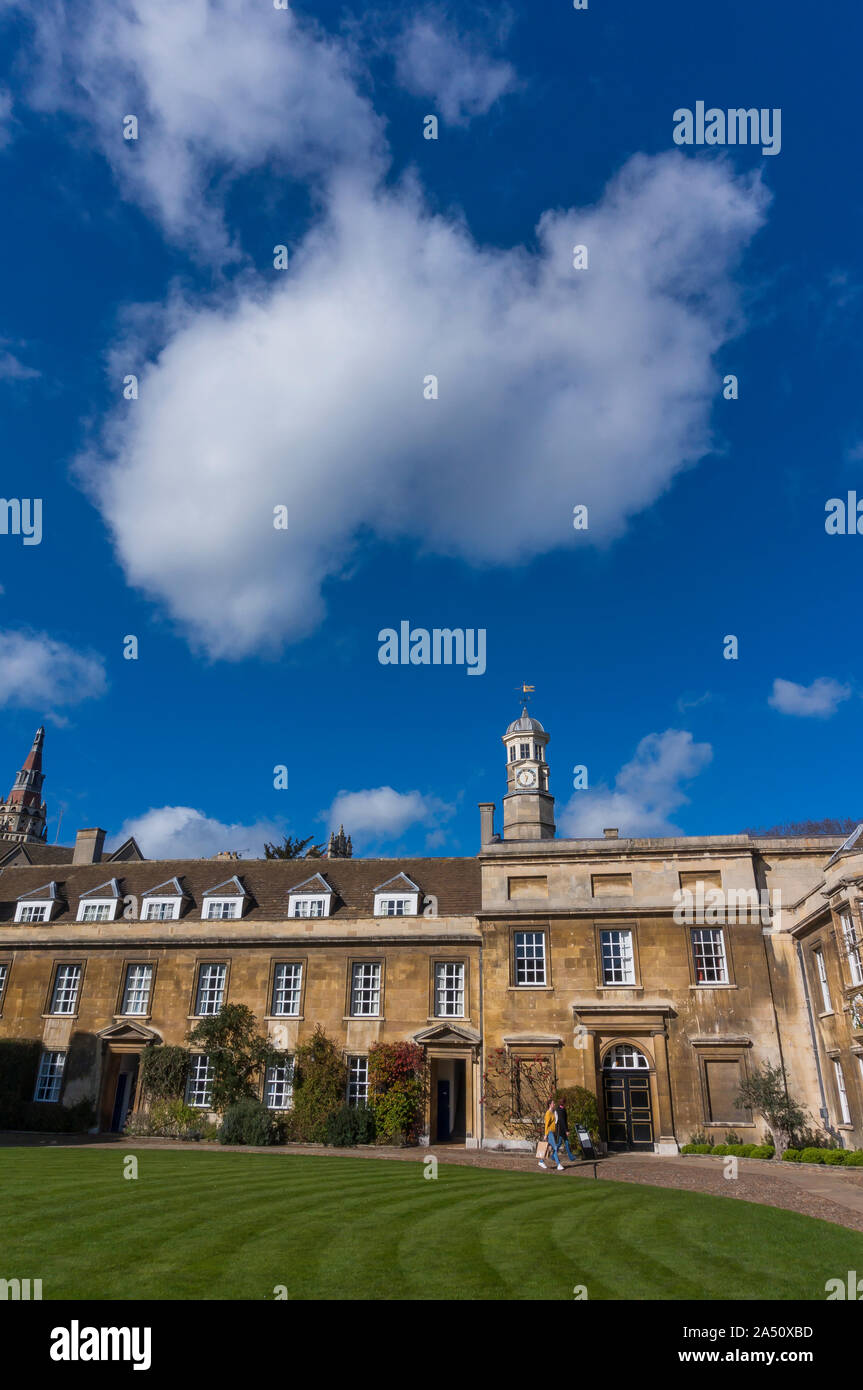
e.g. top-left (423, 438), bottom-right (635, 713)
top-left (554, 1099), bottom-right (577, 1162)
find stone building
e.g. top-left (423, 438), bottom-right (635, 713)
top-left (0, 710), bottom-right (861, 1152)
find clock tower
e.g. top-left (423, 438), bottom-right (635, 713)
top-left (501, 705), bottom-right (555, 841)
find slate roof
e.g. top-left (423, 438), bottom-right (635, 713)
top-left (0, 856), bottom-right (481, 924)
top-left (0, 836), bottom-right (144, 868)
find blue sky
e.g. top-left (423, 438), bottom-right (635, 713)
top-left (0, 0), bottom-right (860, 858)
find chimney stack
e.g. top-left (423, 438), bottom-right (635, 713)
top-left (603, 827), bottom-right (619, 839)
top-left (479, 802), bottom-right (496, 845)
top-left (73, 827), bottom-right (106, 865)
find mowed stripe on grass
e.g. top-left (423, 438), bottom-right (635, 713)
top-left (2, 1149), bottom-right (861, 1300)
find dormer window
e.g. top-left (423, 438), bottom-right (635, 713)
top-left (373, 874), bottom-right (421, 918)
top-left (288, 874), bottom-right (333, 920)
top-left (15, 881), bottom-right (62, 924)
top-left (201, 876), bottom-right (248, 921)
top-left (77, 879), bottom-right (122, 923)
top-left (140, 877), bottom-right (186, 922)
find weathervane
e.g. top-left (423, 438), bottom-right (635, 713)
top-left (516, 682), bottom-right (535, 708)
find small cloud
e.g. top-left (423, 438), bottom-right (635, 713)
top-left (322, 786), bottom-right (454, 848)
top-left (393, 8), bottom-right (517, 126)
top-left (558, 729), bottom-right (713, 838)
top-left (0, 344), bottom-right (40, 382)
top-left (0, 629), bottom-right (106, 714)
top-left (845, 440), bottom-right (863, 463)
top-left (768, 677), bottom-right (852, 719)
top-left (108, 805), bottom-right (284, 859)
top-left (676, 690), bottom-right (712, 713)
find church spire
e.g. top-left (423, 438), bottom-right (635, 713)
top-left (0, 726), bottom-right (49, 844)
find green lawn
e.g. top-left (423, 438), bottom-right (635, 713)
top-left (2, 1148), bottom-right (861, 1300)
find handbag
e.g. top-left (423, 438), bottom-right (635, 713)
top-left (536, 1139), bottom-right (550, 1160)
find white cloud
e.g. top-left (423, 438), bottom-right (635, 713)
top-left (0, 86), bottom-right (13, 149)
top-left (0, 344), bottom-right (39, 381)
top-left (393, 9), bottom-right (517, 125)
top-left (6, 0), bottom-right (385, 259)
top-left (109, 805), bottom-right (283, 859)
top-left (323, 786), bottom-right (454, 847)
top-left (0, 630), bottom-right (106, 713)
top-left (558, 729), bottom-right (713, 838)
top-left (768, 677), bottom-right (852, 719)
top-left (78, 154), bottom-right (767, 659)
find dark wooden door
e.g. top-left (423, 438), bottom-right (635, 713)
top-left (603, 1071), bottom-right (654, 1150)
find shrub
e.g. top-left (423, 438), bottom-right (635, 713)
top-left (739, 1144), bottom-right (758, 1157)
top-left (291, 1027), bottom-right (348, 1143)
top-left (710, 1144), bottom-right (730, 1156)
top-left (369, 1042), bottom-right (428, 1145)
top-left (685, 1144), bottom-right (712, 1154)
top-left (798, 1147), bottom-right (827, 1164)
top-left (750, 1145), bottom-right (774, 1160)
top-left (782, 1148), bottom-right (801, 1162)
top-left (680, 1144), bottom-right (696, 1154)
top-left (139, 1044), bottom-right (190, 1102)
top-left (325, 1104), bottom-right (375, 1147)
top-left (823, 1149), bottom-right (848, 1165)
top-left (556, 1086), bottom-right (601, 1150)
top-left (725, 1144), bottom-right (748, 1157)
top-left (734, 1063), bottom-right (809, 1160)
top-left (218, 1098), bottom-right (277, 1146)
top-left (187, 1005), bottom-right (284, 1114)
top-left (374, 1080), bottom-right (426, 1144)
top-left (844, 1151), bottom-right (863, 1166)
top-left (125, 1098), bottom-right (211, 1140)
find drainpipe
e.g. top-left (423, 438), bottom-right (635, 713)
top-left (478, 928), bottom-right (485, 1149)
top-left (795, 941), bottom-right (830, 1127)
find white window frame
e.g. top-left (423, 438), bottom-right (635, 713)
top-left (347, 1056), bottom-right (369, 1106)
top-left (691, 927), bottom-right (729, 985)
top-left (814, 948), bottom-right (832, 1013)
top-left (374, 894), bottom-right (418, 917)
top-left (49, 963), bottom-right (82, 1015)
top-left (265, 1058), bottom-right (295, 1110)
top-left (350, 961), bottom-right (382, 1017)
top-left (142, 897), bottom-right (182, 922)
top-left (288, 894), bottom-right (330, 919)
top-left (77, 899), bottom-right (118, 923)
top-left (600, 929), bottom-right (636, 985)
top-left (0, 961), bottom-right (8, 1007)
top-left (15, 901), bottom-right (51, 924)
top-left (121, 963), bottom-right (154, 1016)
top-left (271, 962), bottom-right (302, 1017)
top-left (840, 913), bottom-right (863, 987)
top-left (514, 930), bottom-right (547, 986)
top-left (194, 963), bottom-right (227, 1016)
top-left (185, 1055), bottom-right (213, 1108)
top-left (34, 1050), bottom-right (66, 1102)
top-left (202, 897), bottom-right (242, 921)
top-left (833, 1058), bottom-right (852, 1125)
top-left (434, 961), bottom-right (465, 1018)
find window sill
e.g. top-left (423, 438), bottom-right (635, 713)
top-left (507, 985), bottom-right (553, 992)
top-left (263, 1014), bottom-right (303, 1022)
top-left (41, 1013), bottom-right (78, 1020)
top-left (595, 984), bottom-right (642, 992)
top-left (427, 1016), bottom-right (470, 1023)
top-left (343, 1015), bottom-right (384, 1022)
top-left (113, 1014), bottom-right (152, 1022)
top-left (690, 983), bottom-right (737, 990)
top-left (817, 1010), bottom-right (835, 1019)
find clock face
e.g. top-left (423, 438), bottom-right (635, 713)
top-left (516, 768), bottom-right (537, 788)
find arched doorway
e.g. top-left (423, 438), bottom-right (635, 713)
top-left (602, 1043), bottom-right (655, 1151)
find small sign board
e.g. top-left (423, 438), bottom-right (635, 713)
top-left (575, 1125), bottom-right (596, 1159)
